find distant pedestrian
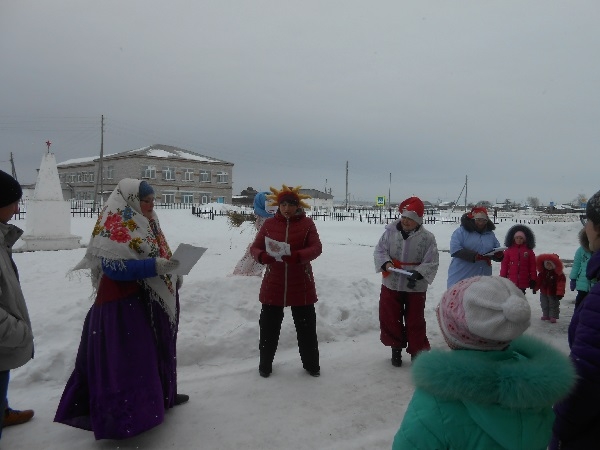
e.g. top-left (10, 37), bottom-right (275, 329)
top-left (535, 253), bottom-right (566, 323)
top-left (447, 206), bottom-right (503, 288)
top-left (232, 192), bottom-right (274, 276)
top-left (569, 228), bottom-right (594, 309)
top-left (393, 276), bottom-right (575, 450)
top-left (500, 224), bottom-right (537, 294)
top-left (374, 196), bottom-right (439, 367)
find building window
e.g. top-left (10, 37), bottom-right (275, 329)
top-left (200, 194), bottom-right (210, 204)
top-left (199, 170), bottom-right (211, 183)
top-left (181, 192), bottom-right (194, 204)
top-left (216, 171), bottom-right (228, 183)
top-left (183, 168), bottom-right (194, 182)
top-left (163, 192), bottom-right (175, 204)
top-left (77, 172), bottom-right (82, 182)
top-left (163, 166), bottom-right (175, 181)
top-left (216, 196), bottom-right (225, 204)
top-left (89, 171), bottom-right (95, 183)
top-left (141, 165), bottom-right (156, 179)
top-left (106, 166), bottom-right (114, 180)
top-left (67, 173), bottom-right (76, 183)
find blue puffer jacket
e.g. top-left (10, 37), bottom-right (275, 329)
top-left (550, 250), bottom-right (600, 449)
top-left (569, 229), bottom-right (594, 292)
top-left (447, 214), bottom-right (501, 288)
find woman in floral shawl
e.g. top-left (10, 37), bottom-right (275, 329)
top-left (54, 179), bottom-right (187, 440)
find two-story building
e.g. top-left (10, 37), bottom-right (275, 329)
top-left (57, 144), bottom-right (233, 204)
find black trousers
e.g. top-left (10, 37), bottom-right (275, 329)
top-left (259, 304), bottom-right (320, 374)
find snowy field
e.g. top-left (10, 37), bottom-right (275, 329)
top-left (4, 206), bottom-right (581, 449)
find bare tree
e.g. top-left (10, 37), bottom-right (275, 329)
top-left (572, 193), bottom-right (587, 207)
top-left (527, 197), bottom-right (540, 209)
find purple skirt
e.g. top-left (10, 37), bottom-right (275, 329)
top-left (54, 279), bottom-right (179, 440)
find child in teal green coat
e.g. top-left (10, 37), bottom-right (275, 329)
top-left (393, 276), bottom-right (575, 450)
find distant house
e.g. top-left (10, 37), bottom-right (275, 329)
top-left (300, 188), bottom-right (334, 211)
top-left (56, 144), bottom-right (233, 204)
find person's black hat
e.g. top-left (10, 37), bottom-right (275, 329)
top-left (0, 170), bottom-right (22, 208)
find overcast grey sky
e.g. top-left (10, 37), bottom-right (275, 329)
top-left (1, 1), bottom-right (598, 205)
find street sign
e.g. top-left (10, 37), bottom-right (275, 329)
top-left (376, 196), bottom-right (385, 206)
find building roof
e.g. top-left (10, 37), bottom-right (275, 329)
top-left (57, 144), bottom-right (233, 166)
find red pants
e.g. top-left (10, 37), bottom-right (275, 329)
top-left (379, 285), bottom-right (430, 356)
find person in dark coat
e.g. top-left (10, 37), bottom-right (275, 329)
top-left (54, 179), bottom-right (188, 440)
top-left (550, 188), bottom-right (600, 449)
top-left (250, 184), bottom-right (322, 378)
top-left (500, 224), bottom-right (537, 294)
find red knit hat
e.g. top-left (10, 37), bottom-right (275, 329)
top-left (468, 206), bottom-right (489, 220)
top-left (398, 196), bottom-right (424, 224)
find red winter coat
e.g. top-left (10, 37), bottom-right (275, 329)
top-left (535, 253), bottom-right (566, 297)
top-left (250, 210), bottom-right (322, 307)
top-left (499, 244), bottom-right (537, 290)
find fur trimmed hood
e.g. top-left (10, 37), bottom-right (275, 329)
top-left (460, 213), bottom-right (496, 232)
top-left (578, 227), bottom-right (592, 253)
top-left (504, 224), bottom-right (536, 249)
top-left (536, 253), bottom-right (564, 274)
top-left (411, 334), bottom-right (574, 410)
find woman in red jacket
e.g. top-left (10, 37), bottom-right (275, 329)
top-left (500, 225), bottom-right (537, 294)
top-left (250, 185), bottom-right (322, 378)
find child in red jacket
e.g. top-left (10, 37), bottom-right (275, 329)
top-left (500, 225), bottom-right (537, 294)
top-left (535, 253), bottom-right (566, 323)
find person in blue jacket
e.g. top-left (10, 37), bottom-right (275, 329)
top-left (233, 191), bottom-right (275, 276)
top-left (569, 228), bottom-right (594, 309)
top-left (55, 179), bottom-right (188, 440)
top-left (550, 188), bottom-right (600, 449)
top-left (447, 206), bottom-right (504, 288)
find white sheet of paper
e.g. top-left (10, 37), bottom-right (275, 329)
top-left (387, 267), bottom-right (413, 276)
top-left (170, 243), bottom-right (207, 275)
top-left (483, 247), bottom-right (507, 256)
top-left (265, 236), bottom-right (291, 262)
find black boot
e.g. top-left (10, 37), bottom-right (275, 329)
top-left (391, 347), bottom-right (402, 367)
top-left (174, 394), bottom-right (189, 406)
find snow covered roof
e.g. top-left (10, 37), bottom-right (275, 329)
top-left (58, 144), bottom-right (232, 166)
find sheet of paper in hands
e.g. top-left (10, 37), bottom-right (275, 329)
top-left (388, 267), bottom-right (413, 276)
top-left (483, 247), bottom-right (507, 257)
top-left (265, 236), bottom-right (291, 262)
top-left (170, 243), bottom-right (207, 275)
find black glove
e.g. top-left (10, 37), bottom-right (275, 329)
top-left (406, 270), bottom-right (423, 289)
top-left (529, 280), bottom-right (536, 291)
top-left (491, 251), bottom-right (504, 262)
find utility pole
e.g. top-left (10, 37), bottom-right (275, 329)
top-left (93, 115), bottom-right (104, 209)
top-left (9, 152), bottom-right (17, 181)
top-left (464, 175), bottom-right (468, 210)
top-left (345, 161), bottom-right (349, 211)
top-left (388, 172), bottom-right (391, 208)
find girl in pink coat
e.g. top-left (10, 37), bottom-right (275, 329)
top-left (500, 225), bottom-right (537, 294)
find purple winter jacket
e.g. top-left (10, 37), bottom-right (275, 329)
top-left (550, 250), bottom-right (600, 449)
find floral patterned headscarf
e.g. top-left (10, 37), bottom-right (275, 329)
top-left (72, 178), bottom-right (177, 324)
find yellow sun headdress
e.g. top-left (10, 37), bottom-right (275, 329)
top-left (267, 184), bottom-right (311, 209)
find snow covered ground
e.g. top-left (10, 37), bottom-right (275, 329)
top-left (4, 207), bottom-right (581, 449)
